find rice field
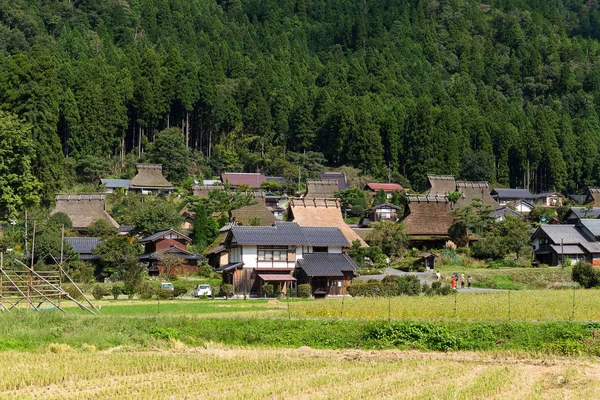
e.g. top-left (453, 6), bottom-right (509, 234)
top-left (1, 345), bottom-right (599, 399)
top-left (286, 290), bottom-right (600, 321)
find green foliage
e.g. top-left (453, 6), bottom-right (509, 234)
top-left (372, 189), bottom-right (387, 206)
top-left (572, 261), bottom-right (599, 288)
top-left (298, 284), bottom-right (312, 298)
top-left (262, 284), bottom-right (274, 297)
top-left (449, 199), bottom-right (496, 247)
top-left (92, 236), bottom-right (142, 279)
top-left (260, 180), bottom-right (282, 193)
top-left (474, 215), bottom-right (531, 260)
top-left (347, 276), bottom-right (451, 298)
top-left (147, 128), bottom-right (190, 183)
top-left (220, 284), bottom-right (234, 299)
top-left (132, 201), bottom-right (183, 236)
top-left (0, 111), bottom-right (41, 219)
top-left (91, 285), bottom-right (108, 300)
top-left (87, 219), bottom-right (119, 238)
top-left (528, 205), bottom-right (558, 224)
top-left (1, 0), bottom-right (600, 197)
top-left (366, 221), bottom-right (408, 257)
top-left (192, 204), bottom-right (218, 252)
top-left (336, 188), bottom-right (370, 218)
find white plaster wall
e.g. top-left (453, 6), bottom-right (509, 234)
top-left (328, 246), bottom-right (343, 254)
top-left (242, 245), bottom-right (257, 269)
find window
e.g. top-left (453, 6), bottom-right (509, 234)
top-left (312, 246), bottom-right (328, 253)
top-left (257, 246), bottom-right (288, 262)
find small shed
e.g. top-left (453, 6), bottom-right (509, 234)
top-left (419, 252), bottom-right (437, 269)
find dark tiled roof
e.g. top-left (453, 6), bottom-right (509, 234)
top-left (296, 253), bottom-right (358, 277)
top-left (100, 179), bottom-right (131, 188)
top-left (577, 219), bottom-right (600, 237)
top-left (489, 207), bottom-right (523, 219)
top-left (533, 225), bottom-right (600, 253)
top-left (65, 237), bottom-right (101, 260)
top-left (568, 207), bottom-right (600, 219)
top-left (140, 229), bottom-right (192, 244)
top-left (215, 262), bottom-right (243, 272)
top-left (536, 192), bottom-right (564, 198)
top-left (491, 188), bottom-right (535, 200)
top-left (266, 176), bottom-right (287, 184)
top-left (569, 194), bottom-right (587, 204)
top-left (230, 222), bottom-right (349, 246)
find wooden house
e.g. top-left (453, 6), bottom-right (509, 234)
top-left (191, 184), bottom-right (224, 198)
top-left (52, 194), bottom-right (120, 235)
top-left (99, 179), bottom-right (130, 194)
top-left (535, 192), bottom-right (565, 207)
top-left (490, 188), bottom-right (536, 206)
top-left (139, 229), bottom-right (203, 276)
top-left (216, 222), bottom-right (358, 297)
top-left (585, 187), bottom-right (600, 206)
top-left (564, 207), bottom-right (600, 224)
top-left (359, 202), bottom-right (401, 227)
top-left (489, 207), bottom-right (524, 222)
top-left (129, 164), bottom-right (175, 195)
top-left (532, 221), bottom-right (600, 266)
top-left (287, 198), bottom-right (368, 246)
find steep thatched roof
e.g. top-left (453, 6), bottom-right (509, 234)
top-left (288, 198), bottom-right (367, 247)
top-left (52, 194), bottom-right (119, 230)
top-left (305, 180), bottom-right (339, 198)
top-left (427, 175), bottom-right (456, 195)
top-left (130, 164), bottom-right (175, 189)
top-left (192, 185), bottom-right (224, 198)
top-left (399, 195), bottom-right (453, 237)
top-left (586, 187), bottom-right (600, 206)
top-left (231, 203), bottom-right (277, 226)
top-left (456, 181), bottom-right (499, 209)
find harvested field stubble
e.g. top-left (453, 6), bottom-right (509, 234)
top-left (1, 347), bottom-right (600, 399)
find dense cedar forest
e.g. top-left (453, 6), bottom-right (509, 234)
top-left (3, 0), bottom-right (600, 211)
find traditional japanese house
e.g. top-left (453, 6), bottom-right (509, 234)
top-left (52, 194), bottom-right (120, 235)
top-left (304, 180), bottom-right (339, 198)
top-left (455, 181), bottom-right (498, 209)
top-left (217, 222), bottom-right (358, 297)
top-left (363, 183), bottom-right (404, 199)
top-left (532, 221), bottom-right (600, 266)
top-left (490, 188), bottom-right (536, 206)
top-left (139, 229), bottom-right (203, 275)
top-left (564, 207), bottom-right (600, 224)
top-left (535, 192), bottom-right (565, 207)
top-left (398, 194), bottom-right (454, 247)
top-left (129, 164), bottom-right (175, 195)
top-left (359, 202), bottom-right (402, 227)
top-left (288, 198), bottom-right (368, 246)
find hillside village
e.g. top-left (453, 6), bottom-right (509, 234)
top-left (8, 160), bottom-right (600, 299)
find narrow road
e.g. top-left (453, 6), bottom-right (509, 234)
top-left (358, 268), bottom-right (499, 292)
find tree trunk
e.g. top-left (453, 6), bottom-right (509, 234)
top-left (186, 111), bottom-right (190, 149)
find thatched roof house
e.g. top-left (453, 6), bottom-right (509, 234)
top-left (231, 203), bottom-right (278, 226)
top-left (288, 198), bottom-right (367, 247)
top-left (399, 195), bottom-right (453, 238)
top-left (456, 181), bottom-right (498, 209)
top-left (130, 164), bottom-right (175, 194)
top-left (585, 187), bottom-right (600, 207)
top-left (52, 194), bottom-right (119, 233)
top-left (192, 185), bottom-right (224, 198)
top-left (427, 175), bottom-right (456, 195)
top-left (305, 180), bottom-right (339, 198)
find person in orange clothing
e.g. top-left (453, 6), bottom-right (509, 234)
top-left (451, 274), bottom-right (456, 289)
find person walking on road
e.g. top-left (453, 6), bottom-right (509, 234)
top-left (435, 271), bottom-right (441, 281)
top-left (467, 275), bottom-right (472, 288)
top-left (451, 275), bottom-right (456, 289)
top-left (460, 274), bottom-right (465, 289)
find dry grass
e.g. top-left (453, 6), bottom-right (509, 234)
top-left (1, 346), bottom-right (600, 399)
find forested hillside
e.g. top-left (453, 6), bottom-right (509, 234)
top-left (2, 0), bottom-right (600, 211)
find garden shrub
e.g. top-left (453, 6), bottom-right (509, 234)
top-left (197, 263), bottom-right (213, 277)
top-left (220, 283), bottom-right (234, 298)
top-left (136, 281), bottom-right (155, 299)
top-left (298, 284), bottom-right (311, 298)
top-left (262, 284), bottom-right (274, 297)
top-left (62, 283), bottom-right (84, 300)
top-left (91, 284), bottom-right (108, 300)
top-left (173, 283), bottom-right (188, 298)
top-left (111, 285), bottom-right (122, 300)
top-left (572, 261), bottom-right (598, 288)
top-left (156, 288), bottom-right (174, 300)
